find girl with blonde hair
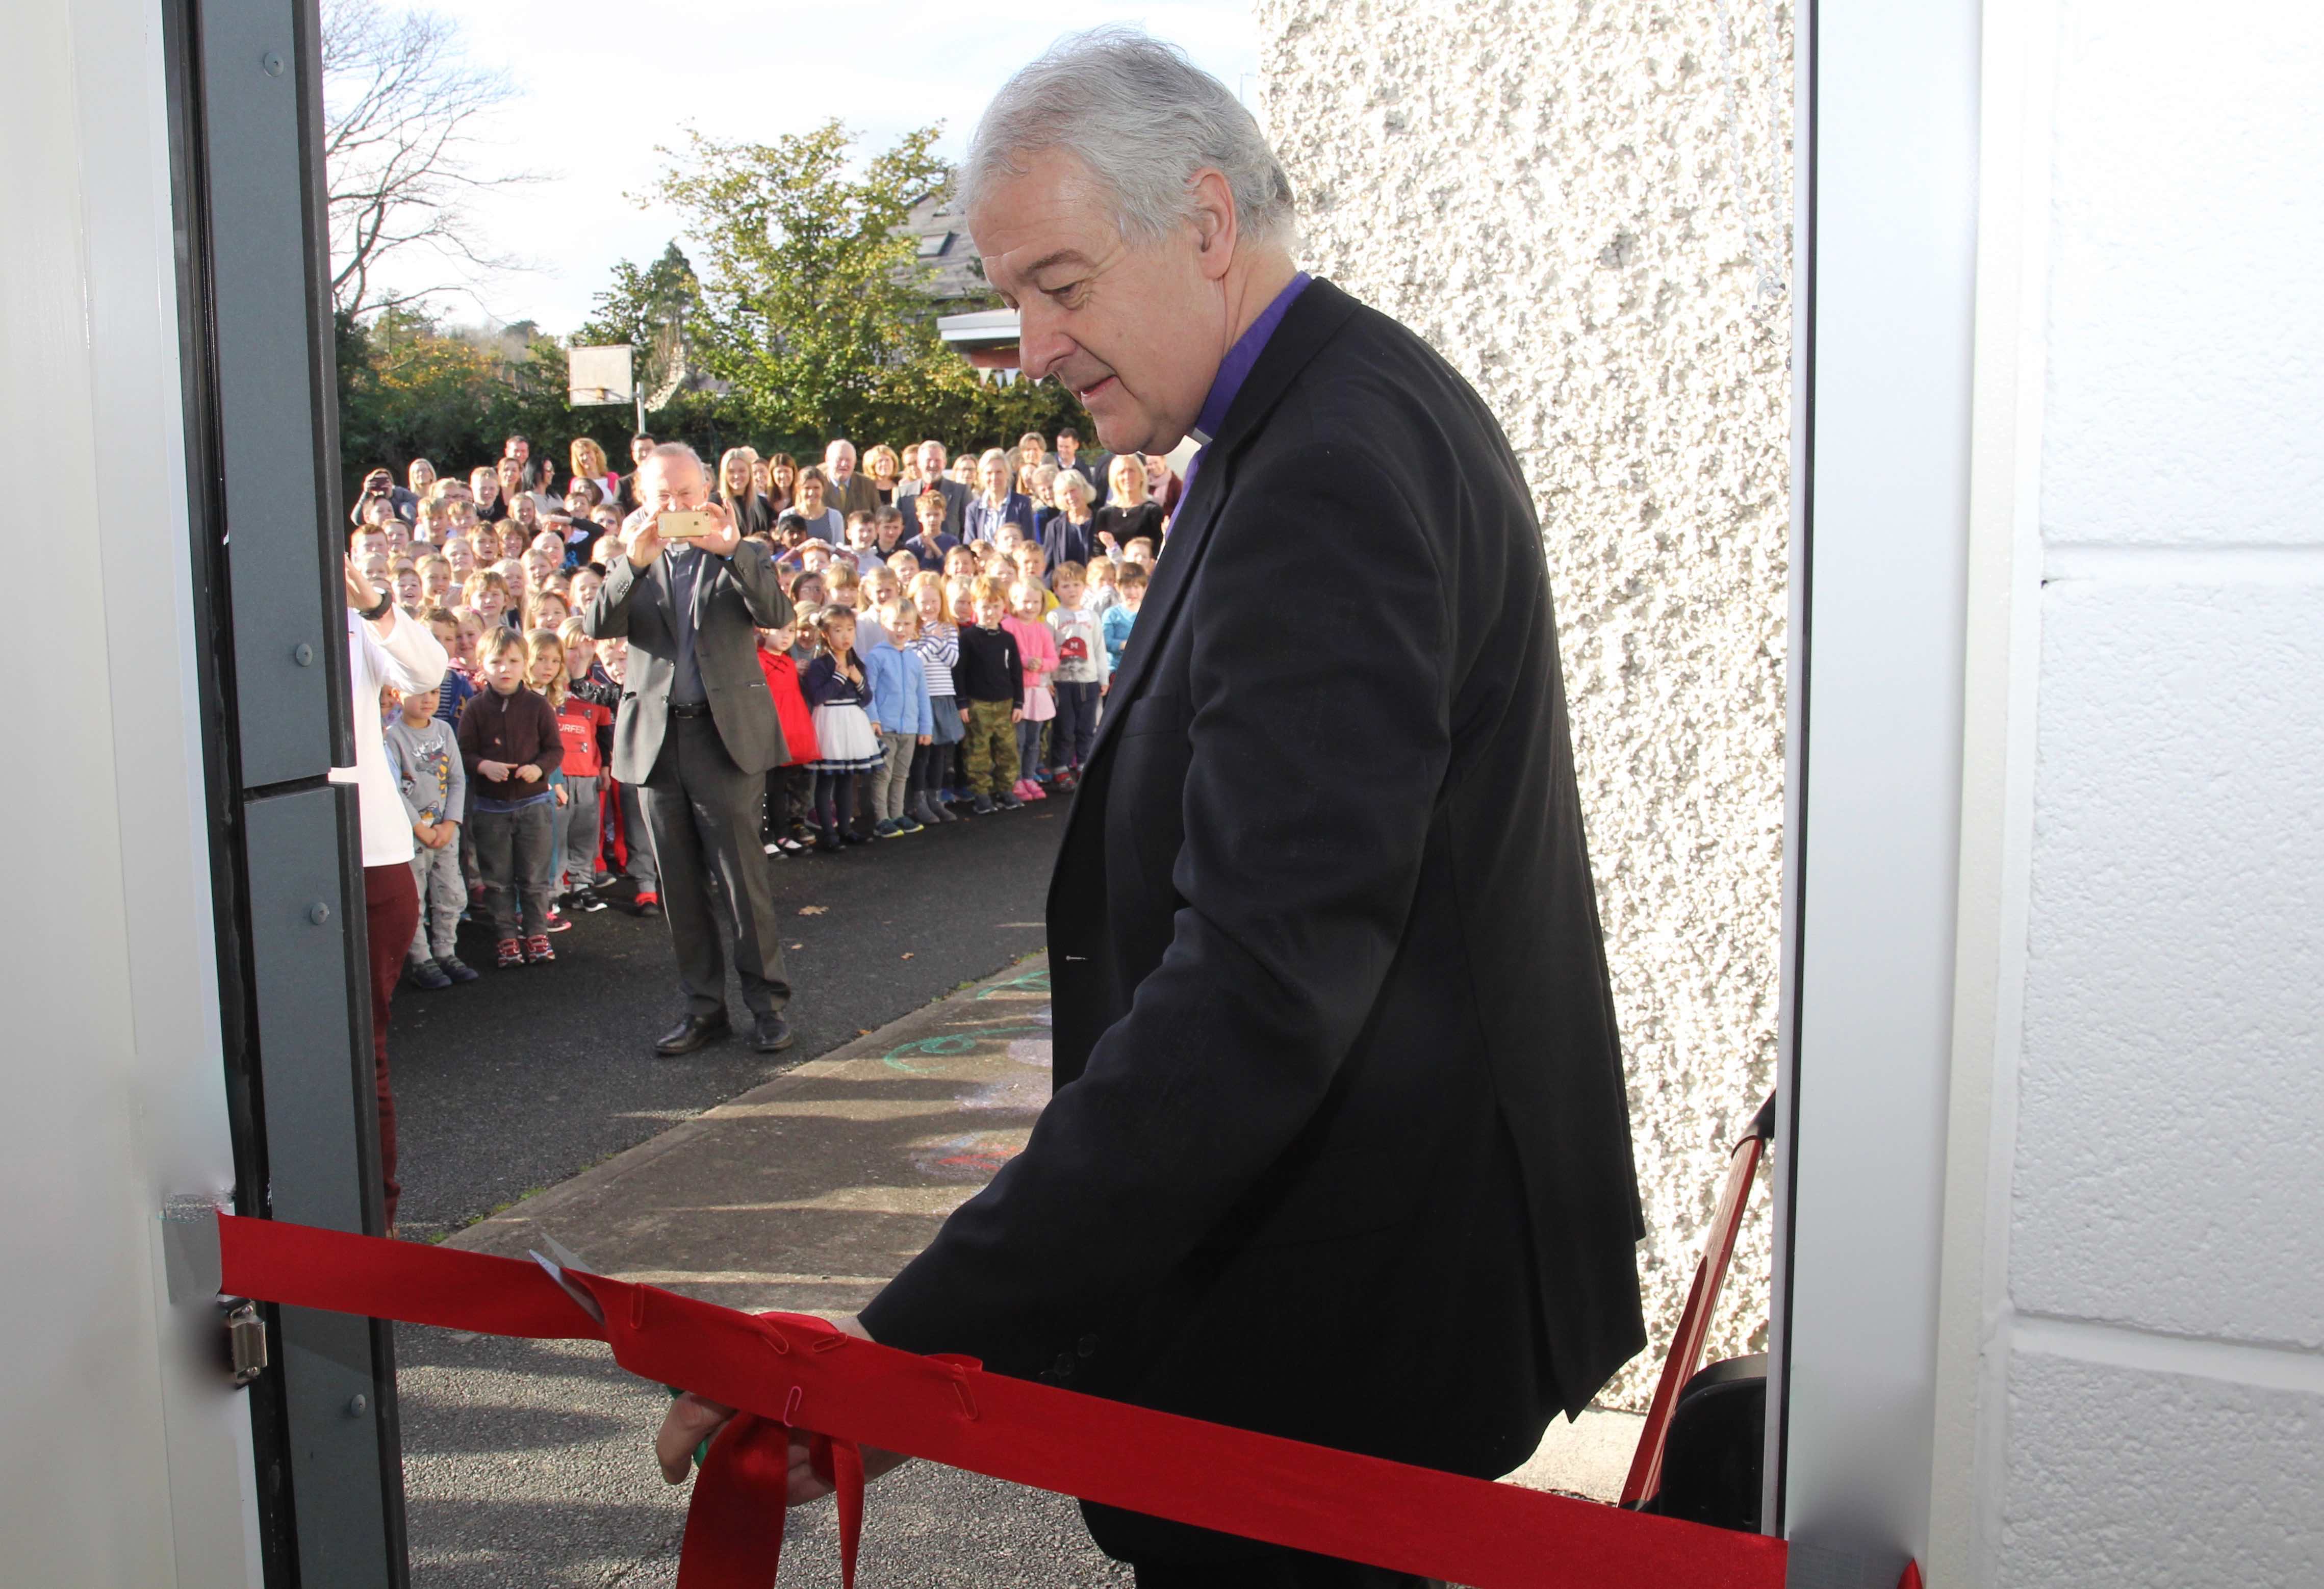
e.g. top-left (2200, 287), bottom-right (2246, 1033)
top-left (905, 570), bottom-right (964, 818)
top-left (569, 436), bottom-right (617, 504)
top-left (717, 446), bottom-right (771, 539)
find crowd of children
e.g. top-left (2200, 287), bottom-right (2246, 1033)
top-left (369, 430), bottom-right (1164, 987)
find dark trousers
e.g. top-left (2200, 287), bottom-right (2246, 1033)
top-left (362, 862), bottom-right (418, 1228)
top-left (641, 711), bottom-right (791, 1019)
top-left (1132, 1554), bottom-right (1439, 1588)
top-left (813, 770), bottom-right (860, 835)
top-left (1053, 680), bottom-right (1100, 768)
top-left (471, 798), bottom-right (555, 938)
top-left (764, 763), bottom-right (812, 835)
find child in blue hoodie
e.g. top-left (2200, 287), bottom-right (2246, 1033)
top-left (864, 598), bottom-right (935, 837)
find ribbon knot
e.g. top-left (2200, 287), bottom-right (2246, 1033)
top-left (681, 1412), bottom-right (863, 1589)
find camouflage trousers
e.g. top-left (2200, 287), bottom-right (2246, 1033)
top-left (959, 699), bottom-right (1019, 795)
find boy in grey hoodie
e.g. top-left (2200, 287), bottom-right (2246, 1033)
top-left (386, 681), bottom-right (474, 988)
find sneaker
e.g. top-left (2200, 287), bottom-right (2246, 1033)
top-left (764, 841), bottom-right (782, 854)
top-left (995, 791), bottom-right (1024, 810)
top-left (816, 829), bottom-right (844, 853)
top-left (495, 938), bottom-right (524, 969)
top-left (544, 907), bottom-right (573, 933)
top-left (842, 828), bottom-right (871, 846)
top-left (892, 814), bottom-right (924, 835)
top-left (577, 894), bottom-right (608, 911)
top-left (971, 794), bottom-right (995, 815)
top-left (439, 955), bottom-right (480, 983)
top-left (523, 934), bottom-right (555, 963)
top-left (776, 835), bottom-right (808, 854)
top-left (1024, 780), bottom-right (1049, 801)
top-left (405, 958), bottom-right (452, 991)
top-left (1053, 768), bottom-right (1078, 792)
top-left (634, 891), bottom-right (662, 917)
top-left (873, 819), bottom-right (899, 839)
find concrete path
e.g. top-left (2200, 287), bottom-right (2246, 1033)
top-left (399, 956), bottom-right (1638, 1585)
top-left (389, 796), bottom-right (1067, 1243)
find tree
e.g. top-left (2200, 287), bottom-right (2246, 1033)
top-left (321, 0), bottom-right (536, 315)
top-left (640, 120), bottom-right (1090, 454)
top-left (651, 121), bottom-right (946, 440)
top-left (571, 243), bottom-right (705, 405)
top-left (335, 307), bottom-right (643, 504)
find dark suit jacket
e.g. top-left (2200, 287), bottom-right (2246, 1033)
top-left (899, 476), bottom-right (971, 539)
top-left (861, 279), bottom-right (1643, 1549)
top-left (583, 538), bottom-right (794, 782)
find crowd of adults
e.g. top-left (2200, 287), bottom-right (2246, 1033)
top-left (352, 426), bottom-right (1181, 1003)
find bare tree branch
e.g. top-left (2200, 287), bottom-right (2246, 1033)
top-left (322, 0), bottom-right (545, 316)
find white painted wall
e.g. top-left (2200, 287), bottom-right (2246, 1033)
top-left (1256, 0), bottom-right (1793, 1411)
top-left (1934, 2), bottom-right (2324, 1582)
top-left (0, 0), bottom-right (259, 1581)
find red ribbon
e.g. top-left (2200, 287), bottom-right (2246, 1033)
top-left (221, 1213), bottom-right (1790, 1588)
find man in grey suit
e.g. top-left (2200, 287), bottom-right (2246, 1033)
top-left (901, 439), bottom-right (973, 537)
top-left (584, 443), bottom-right (799, 1057)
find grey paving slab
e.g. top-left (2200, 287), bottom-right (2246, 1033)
top-left (402, 958), bottom-right (1134, 1586)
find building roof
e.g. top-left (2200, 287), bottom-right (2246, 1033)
top-left (895, 189), bottom-right (989, 306)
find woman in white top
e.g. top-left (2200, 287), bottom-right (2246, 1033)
top-left (344, 554), bottom-right (447, 1234)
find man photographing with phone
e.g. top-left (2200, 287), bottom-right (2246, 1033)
top-left (584, 443), bottom-right (800, 1057)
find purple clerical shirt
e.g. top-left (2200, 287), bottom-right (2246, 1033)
top-left (1180, 271), bottom-right (1312, 505)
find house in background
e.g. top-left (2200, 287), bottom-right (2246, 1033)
top-left (897, 187), bottom-right (1023, 383)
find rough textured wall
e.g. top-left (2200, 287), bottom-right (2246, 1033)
top-left (1256, 0), bottom-right (1793, 1408)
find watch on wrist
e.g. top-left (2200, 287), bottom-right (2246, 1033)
top-left (359, 589), bottom-right (394, 622)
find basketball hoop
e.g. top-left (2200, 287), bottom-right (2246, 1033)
top-left (567, 346), bottom-right (634, 407)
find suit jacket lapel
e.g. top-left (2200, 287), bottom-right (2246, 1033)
top-left (1081, 278), bottom-right (1364, 774)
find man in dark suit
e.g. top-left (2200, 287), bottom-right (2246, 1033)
top-left (585, 443), bottom-right (798, 1058)
top-left (1055, 426), bottom-right (1105, 493)
top-left (657, 32), bottom-right (1642, 1587)
top-left (900, 438), bottom-right (972, 538)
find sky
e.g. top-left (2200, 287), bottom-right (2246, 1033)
top-left (368, 1), bottom-right (1260, 335)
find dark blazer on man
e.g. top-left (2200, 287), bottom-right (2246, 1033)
top-left (585, 537), bottom-right (793, 781)
top-left (861, 279), bottom-right (1644, 1555)
top-left (899, 475), bottom-right (971, 539)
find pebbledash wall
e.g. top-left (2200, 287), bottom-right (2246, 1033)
top-left (1255, 0), bottom-right (1794, 1407)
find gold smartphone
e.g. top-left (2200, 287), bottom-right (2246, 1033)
top-left (658, 508), bottom-right (710, 540)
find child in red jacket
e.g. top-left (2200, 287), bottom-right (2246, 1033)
top-left (757, 619), bottom-right (820, 855)
top-left (554, 617), bottom-right (614, 904)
